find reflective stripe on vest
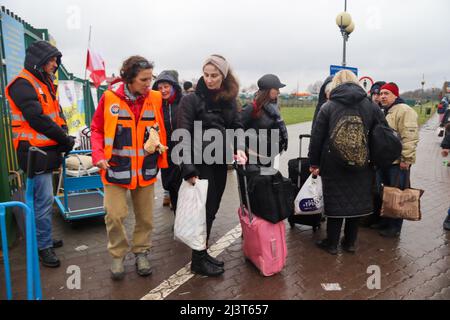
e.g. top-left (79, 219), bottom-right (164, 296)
top-left (107, 170), bottom-right (132, 180)
top-left (138, 168), bottom-right (158, 177)
top-left (5, 69), bottom-right (67, 150)
top-left (101, 89), bottom-right (166, 189)
top-left (118, 109), bottom-right (131, 117)
top-left (141, 110), bottom-right (155, 120)
top-left (112, 149), bottom-right (136, 157)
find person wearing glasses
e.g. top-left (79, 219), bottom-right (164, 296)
top-left (91, 56), bottom-right (168, 280)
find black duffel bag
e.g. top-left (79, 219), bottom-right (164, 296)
top-left (236, 165), bottom-right (295, 223)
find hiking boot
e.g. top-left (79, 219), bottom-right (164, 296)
top-left (163, 195), bottom-right (171, 207)
top-left (315, 239), bottom-right (338, 255)
top-left (205, 252), bottom-right (224, 267)
top-left (379, 228), bottom-right (401, 238)
top-left (443, 215), bottom-right (450, 231)
top-left (135, 253), bottom-right (152, 277)
top-left (341, 240), bottom-right (356, 253)
top-left (191, 250), bottom-right (224, 277)
top-left (52, 239), bottom-right (63, 249)
top-left (38, 248), bottom-right (60, 268)
top-left (110, 257), bottom-right (125, 281)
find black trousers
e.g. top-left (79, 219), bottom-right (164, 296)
top-left (327, 217), bottom-right (360, 247)
top-left (196, 164), bottom-right (228, 243)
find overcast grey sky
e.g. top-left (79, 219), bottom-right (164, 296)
top-left (3, 0), bottom-right (450, 93)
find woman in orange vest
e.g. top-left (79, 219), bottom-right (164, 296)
top-left (91, 56), bottom-right (168, 280)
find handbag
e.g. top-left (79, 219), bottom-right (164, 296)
top-left (380, 172), bottom-right (424, 221)
top-left (237, 165), bottom-right (295, 223)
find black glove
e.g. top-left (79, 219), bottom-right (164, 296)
top-left (58, 135), bottom-right (75, 154)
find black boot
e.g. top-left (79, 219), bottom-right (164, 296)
top-left (341, 239), bottom-right (356, 253)
top-left (38, 248), bottom-right (61, 268)
top-left (205, 252), bottom-right (224, 267)
top-left (315, 238), bottom-right (338, 255)
top-left (191, 250), bottom-right (224, 277)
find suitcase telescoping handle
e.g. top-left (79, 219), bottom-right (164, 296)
top-left (233, 162), bottom-right (254, 223)
top-left (298, 134), bottom-right (311, 158)
top-left (298, 134), bottom-right (311, 188)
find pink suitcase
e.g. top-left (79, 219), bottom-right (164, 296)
top-left (236, 164), bottom-right (287, 276)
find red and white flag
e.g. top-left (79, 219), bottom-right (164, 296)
top-left (86, 49), bottom-right (106, 88)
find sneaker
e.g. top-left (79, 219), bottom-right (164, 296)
top-left (52, 239), bottom-right (63, 248)
top-left (315, 239), bottom-right (338, 255)
top-left (110, 257), bottom-right (125, 280)
top-left (38, 248), bottom-right (61, 268)
top-left (163, 195), bottom-right (171, 207)
top-left (443, 216), bottom-right (450, 231)
top-left (379, 228), bottom-right (401, 238)
top-left (135, 253), bottom-right (152, 277)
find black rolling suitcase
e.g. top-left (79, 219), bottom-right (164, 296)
top-left (287, 134), bottom-right (322, 231)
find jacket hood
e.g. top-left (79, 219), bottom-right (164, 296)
top-left (317, 75), bottom-right (334, 107)
top-left (329, 82), bottom-right (368, 106)
top-left (152, 70), bottom-right (182, 101)
top-left (24, 41), bottom-right (62, 71)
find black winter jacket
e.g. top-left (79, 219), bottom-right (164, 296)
top-left (8, 42), bottom-right (71, 173)
top-left (175, 77), bottom-right (244, 179)
top-left (312, 75), bottom-right (334, 128)
top-left (241, 101), bottom-right (288, 165)
top-left (442, 129), bottom-right (450, 149)
top-left (308, 82), bottom-right (386, 218)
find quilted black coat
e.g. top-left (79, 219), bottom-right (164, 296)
top-left (308, 82), bottom-right (385, 218)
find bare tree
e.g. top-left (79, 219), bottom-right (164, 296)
top-left (307, 80), bottom-right (323, 94)
top-left (242, 83), bottom-right (258, 93)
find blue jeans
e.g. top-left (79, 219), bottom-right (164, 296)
top-left (377, 165), bottom-right (410, 232)
top-left (33, 173), bottom-right (54, 250)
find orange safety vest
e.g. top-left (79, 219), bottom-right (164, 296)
top-left (5, 69), bottom-right (67, 150)
top-left (102, 89), bottom-right (168, 190)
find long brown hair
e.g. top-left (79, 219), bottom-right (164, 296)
top-left (214, 70), bottom-right (239, 102)
top-left (253, 89), bottom-right (272, 118)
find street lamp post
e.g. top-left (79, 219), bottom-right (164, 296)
top-left (336, 7), bottom-right (355, 67)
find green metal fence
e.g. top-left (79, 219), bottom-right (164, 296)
top-left (0, 6), bottom-right (103, 246)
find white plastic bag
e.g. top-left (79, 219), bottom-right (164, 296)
top-left (294, 174), bottom-right (323, 215)
top-left (174, 179), bottom-right (208, 251)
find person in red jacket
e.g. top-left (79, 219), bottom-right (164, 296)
top-left (91, 56), bottom-right (168, 280)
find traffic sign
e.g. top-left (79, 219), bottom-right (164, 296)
top-left (330, 65), bottom-right (358, 76)
top-left (359, 76), bottom-right (374, 94)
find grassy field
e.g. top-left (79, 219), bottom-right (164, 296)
top-left (280, 106), bottom-right (315, 125)
top-left (413, 101), bottom-right (438, 125)
top-left (279, 101), bottom-right (438, 126)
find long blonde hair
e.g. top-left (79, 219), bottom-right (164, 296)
top-left (329, 70), bottom-right (360, 92)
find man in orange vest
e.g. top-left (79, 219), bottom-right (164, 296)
top-left (5, 41), bottom-right (75, 268)
top-left (91, 56), bottom-right (168, 280)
